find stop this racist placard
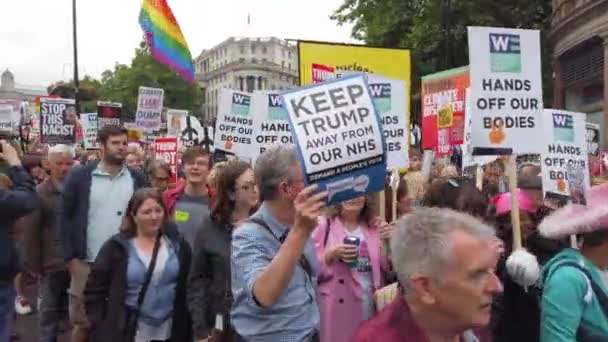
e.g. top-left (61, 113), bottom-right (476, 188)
top-left (251, 92), bottom-right (294, 161)
top-left (467, 27), bottom-right (544, 155)
top-left (215, 89), bottom-right (255, 159)
top-left (421, 66), bottom-right (469, 158)
top-left (40, 97), bottom-right (77, 144)
top-left (135, 87), bottom-right (164, 132)
top-left (154, 136), bottom-right (178, 185)
top-left (540, 109), bottom-right (590, 204)
top-left (281, 74), bottom-right (386, 205)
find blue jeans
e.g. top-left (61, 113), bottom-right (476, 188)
top-left (0, 283), bottom-right (15, 342)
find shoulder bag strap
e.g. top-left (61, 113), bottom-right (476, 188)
top-left (247, 218), bottom-right (313, 279)
top-left (129, 231), bottom-right (162, 336)
top-left (552, 261), bottom-right (608, 318)
top-left (323, 217), bottom-right (331, 247)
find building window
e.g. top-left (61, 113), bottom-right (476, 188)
top-left (288, 51), bottom-right (292, 58)
top-left (224, 47), bottom-right (227, 55)
top-left (281, 61), bottom-right (285, 68)
top-left (239, 58), bottom-right (245, 63)
top-left (252, 58), bottom-right (257, 64)
top-left (282, 50), bottom-right (285, 57)
top-left (240, 46), bottom-right (245, 54)
top-left (288, 63), bottom-right (291, 70)
top-left (251, 46), bottom-right (256, 54)
top-left (262, 46), bottom-right (267, 54)
top-left (262, 58), bottom-right (267, 63)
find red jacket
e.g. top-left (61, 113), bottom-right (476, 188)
top-left (352, 296), bottom-right (491, 342)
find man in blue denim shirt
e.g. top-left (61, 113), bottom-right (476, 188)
top-left (231, 146), bottom-right (328, 341)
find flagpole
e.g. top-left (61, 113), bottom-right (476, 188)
top-left (72, 0), bottom-right (81, 116)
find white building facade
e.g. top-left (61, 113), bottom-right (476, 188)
top-left (194, 37), bottom-right (298, 124)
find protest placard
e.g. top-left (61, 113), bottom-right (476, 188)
top-left (251, 92), bottom-right (294, 160)
top-left (421, 66), bottom-right (469, 158)
top-left (154, 136), bottom-right (178, 185)
top-left (0, 105), bottom-right (13, 132)
top-left (214, 89), bottom-right (255, 159)
top-left (368, 74), bottom-right (409, 170)
top-left (97, 101), bottom-right (122, 128)
top-left (586, 122), bottom-right (600, 157)
top-left (462, 89), bottom-right (496, 169)
top-left (40, 97), bottom-right (76, 144)
top-left (281, 74), bottom-right (386, 204)
top-left (166, 109), bottom-right (188, 136)
top-left (540, 109), bottom-right (590, 205)
top-left (79, 113), bottom-right (98, 149)
top-left (135, 87), bottom-right (164, 132)
top-left (467, 27), bottom-right (544, 155)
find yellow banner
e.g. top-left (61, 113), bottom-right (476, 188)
top-left (298, 40), bottom-right (411, 88)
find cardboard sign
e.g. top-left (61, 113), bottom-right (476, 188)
top-left (166, 109), bottom-right (188, 136)
top-left (541, 109), bottom-right (590, 204)
top-left (0, 105), bottom-right (13, 132)
top-left (462, 88), bottom-right (496, 168)
top-left (40, 97), bottom-right (77, 144)
top-left (251, 92), bottom-right (294, 161)
top-left (214, 89), bottom-right (255, 159)
top-left (281, 75), bottom-right (386, 204)
top-left (312, 63), bottom-right (335, 83)
top-left (79, 113), bottom-right (98, 149)
top-left (97, 101), bottom-right (122, 128)
top-left (467, 27), bottom-right (544, 155)
top-left (421, 66), bottom-right (470, 157)
top-left (368, 74), bottom-right (409, 170)
top-left (154, 136), bottom-right (178, 185)
top-left (135, 87), bottom-right (164, 132)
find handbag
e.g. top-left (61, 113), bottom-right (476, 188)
top-left (125, 231), bottom-right (162, 341)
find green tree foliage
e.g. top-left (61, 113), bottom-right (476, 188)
top-left (97, 41), bottom-right (202, 121)
top-left (49, 41), bottom-right (202, 120)
top-left (332, 0), bottom-right (552, 103)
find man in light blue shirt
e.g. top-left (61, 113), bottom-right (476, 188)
top-left (231, 145), bottom-right (328, 341)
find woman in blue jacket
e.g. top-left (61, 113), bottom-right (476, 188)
top-left (539, 183), bottom-right (608, 341)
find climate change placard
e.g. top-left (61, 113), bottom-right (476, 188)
top-left (215, 89), bottom-right (255, 159)
top-left (251, 92), bottom-right (294, 160)
top-left (421, 66), bottom-right (470, 158)
top-left (40, 97), bottom-right (77, 144)
top-left (79, 113), bottom-right (98, 149)
top-left (154, 136), bottom-right (178, 185)
top-left (135, 86), bottom-right (164, 132)
top-left (367, 74), bottom-right (409, 170)
top-left (281, 74), bottom-right (386, 205)
top-left (541, 109), bottom-right (590, 204)
top-left (97, 101), bottom-right (122, 128)
top-left (467, 27), bottom-right (544, 155)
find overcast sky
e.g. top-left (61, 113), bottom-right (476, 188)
top-left (0, 0), bottom-right (356, 87)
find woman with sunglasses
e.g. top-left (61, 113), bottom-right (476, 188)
top-left (188, 160), bottom-right (258, 342)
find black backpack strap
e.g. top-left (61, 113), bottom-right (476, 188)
top-left (247, 217), bottom-right (313, 279)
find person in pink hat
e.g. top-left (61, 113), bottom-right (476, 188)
top-left (539, 183), bottom-right (608, 341)
top-left (490, 189), bottom-right (567, 342)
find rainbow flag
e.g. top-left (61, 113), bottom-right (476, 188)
top-left (139, 0), bottom-right (195, 83)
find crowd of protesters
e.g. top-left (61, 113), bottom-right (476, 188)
top-left (1, 125), bottom-right (608, 342)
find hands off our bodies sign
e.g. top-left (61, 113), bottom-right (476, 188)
top-left (215, 89), bottom-right (255, 159)
top-left (467, 27), bottom-right (544, 155)
top-left (251, 92), bottom-right (294, 159)
top-left (541, 109), bottom-right (590, 204)
top-left (281, 75), bottom-right (386, 204)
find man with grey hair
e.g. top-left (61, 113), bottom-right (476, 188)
top-left (353, 207), bottom-right (501, 342)
top-left (231, 145), bottom-right (327, 341)
top-left (22, 144), bottom-right (75, 342)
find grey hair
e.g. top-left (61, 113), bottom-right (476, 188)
top-left (254, 145), bottom-right (299, 201)
top-left (390, 207), bottom-right (495, 289)
top-left (48, 144), bottom-right (74, 159)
